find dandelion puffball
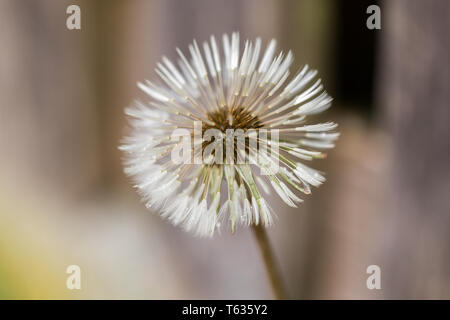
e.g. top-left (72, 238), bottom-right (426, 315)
top-left (120, 32), bottom-right (338, 237)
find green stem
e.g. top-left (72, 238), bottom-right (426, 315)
top-left (252, 224), bottom-right (287, 299)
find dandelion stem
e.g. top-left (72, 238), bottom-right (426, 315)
top-left (252, 224), bottom-right (287, 299)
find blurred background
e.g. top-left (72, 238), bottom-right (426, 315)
top-left (0, 0), bottom-right (449, 299)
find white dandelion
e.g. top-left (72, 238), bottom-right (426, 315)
top-left (120, 32), bottom-right (338, 237)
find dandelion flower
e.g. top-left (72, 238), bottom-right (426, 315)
top-left (120, 32), bottom-right (338, 237)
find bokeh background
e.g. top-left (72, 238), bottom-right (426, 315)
top-left (1, 0), bottom-right (449, 299)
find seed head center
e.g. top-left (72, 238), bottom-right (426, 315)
top-left (205, 106), bottom-right (262, 132)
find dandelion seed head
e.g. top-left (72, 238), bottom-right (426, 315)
top-left (120, 32), bottom-right (339, 237)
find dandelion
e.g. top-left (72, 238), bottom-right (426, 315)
top-left (120, 32), bottom-right (338, 238)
